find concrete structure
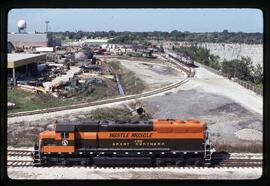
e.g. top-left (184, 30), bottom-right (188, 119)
top-left (8, 33), bottom-right (61, 49)
top-left (36, 47), bottom-right (55, 53)
top-left (83, 39), bottom-right (108, 45)
top-left (65, 39), bottom-right (108, 47)
top-left (7, 53), bottom-right (46, 86)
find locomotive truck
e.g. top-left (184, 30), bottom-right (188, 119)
top-left (33, 119), bottom-right (216, 166)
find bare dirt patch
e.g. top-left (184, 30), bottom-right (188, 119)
top-left (235, 129), bottom-right (262, 141)
top-left (113, 59), bottom-right (185, 89)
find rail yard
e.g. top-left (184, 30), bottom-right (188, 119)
top-left (7, 44), bottom-right (263, 178)
top-left (6, 16), bottom-right (263, 180)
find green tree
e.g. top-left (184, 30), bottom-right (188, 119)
top-left (222, 60), bottom-right (238, 79)
top-left (236, 57), bottom-right (253, 81)
top-left (221, 57), bottom-right (254, 82)
top-left (253, 64), bottom-right (263, 84)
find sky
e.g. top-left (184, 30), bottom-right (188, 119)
top-left (8, 9), bottom-right (263, 33)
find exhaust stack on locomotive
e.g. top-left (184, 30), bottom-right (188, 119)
top-left (33, 119), bottom-right (214, 166)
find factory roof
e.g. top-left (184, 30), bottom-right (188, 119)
top-left (8, 33), bottom-right (48, 43)
top-left (7, 53), bottom-right (46, 68)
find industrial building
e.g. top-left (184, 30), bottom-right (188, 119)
top-left (8, 20), bottom-right (61, 49)
top-left (8, 33), bottom-right (61, 49)
top-left (7, 53), bottom-right (46, 86)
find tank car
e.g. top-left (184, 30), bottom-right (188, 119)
top-left (33, 119), bottom-right (214, 166)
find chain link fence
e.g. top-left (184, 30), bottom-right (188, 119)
top-left (231, 78), bottom-right (263, 96)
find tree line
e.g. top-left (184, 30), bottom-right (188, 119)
top-left (173, 45), bottom-right (263, 86)
top-left (52, 30), bottom-right (262, 44)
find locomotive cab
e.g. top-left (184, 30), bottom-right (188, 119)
top-left (33, 124), bottom-right (76, 165)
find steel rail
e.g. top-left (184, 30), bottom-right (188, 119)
top-left (6, 149), bottom-right (262, 168)
top-left (7, 159), bottom-right (262, 168)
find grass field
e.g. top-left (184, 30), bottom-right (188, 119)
top-left (8, 88), bottom-right (76, 113)
top-left (8, 84), bottom-right (117, 113)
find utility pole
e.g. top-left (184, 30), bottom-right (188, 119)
top-left (45, 21), bottom-right (49, 33)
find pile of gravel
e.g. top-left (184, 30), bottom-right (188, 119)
top-left (234, 129), bottom-right (262, 141)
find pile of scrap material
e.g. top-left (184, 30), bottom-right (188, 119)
top-left (41, 65), bottom-right (104, 98)
top-left (93, 48), bottom-right (107, 55)
top-left (30, 64), bottom-right (70, 83)
top-left (43, 66), bottom-right (81, 91)
top-left (58, 77), bottom-right (103, 98)
top-left (81, 64), bottom-right (101, 72)
top-left (12, 65), bottom-right (71, 95)
top-left (78, 72), bottom-right (101, 79)
top-left (74, 47), bottom-right (93, 62)
top-left (47, 50), bottom-right (76, 65)
top-left (47, 47), bottom-right (93, 65)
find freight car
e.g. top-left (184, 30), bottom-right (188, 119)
top-left (33, 119), bottom-right (215, 167)
top-left (167, 50), bottom-right (194, 66)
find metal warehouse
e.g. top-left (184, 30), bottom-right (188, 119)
top-left (7, 53), bottom-right (46, 86)
top-left (8, 33), bottom-right (61, 49)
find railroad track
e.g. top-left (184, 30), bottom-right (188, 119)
top-left (7, 159), bottom-right (262, 168)
top-left (8, 149), bottom-right (33, 157)
top-left (217, 159), bottom-right (262, 168)
top-left (8, 57), bottom-right (194, 118)
top-left (7, 160), bottom-right (33, 167)
top-left (7, 150), bottom-right (262, 168)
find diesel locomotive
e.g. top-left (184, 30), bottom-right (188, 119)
top-left (33, 119), bottom-right (215, 166)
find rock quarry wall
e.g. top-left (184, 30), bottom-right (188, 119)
top-left (162, 41), bottom-right (263, 66)
top-left (178, 42), bottom-right (263, 66)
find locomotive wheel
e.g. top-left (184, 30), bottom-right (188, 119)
top-left (186, 158), bottom-right (194, 166)
top-left (61, 160), bottom-right (66, 166)
top-left (194, 158), bottom-right (203, 166)
top-left (43, 159), bottom-right (48, 166)
top-left (175, 159), bottom-right (185, 167)
top-left (43, 159), bottom-right (53, 167)
top-left (62, 160), bottom-right (71, 166)
top-left (81, 160), bottom-right (88, 166)
top-left (155, 159), bottom-right (165, 167)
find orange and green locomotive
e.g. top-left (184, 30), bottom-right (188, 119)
top-left (33, 119), bottom-right (214, 166)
